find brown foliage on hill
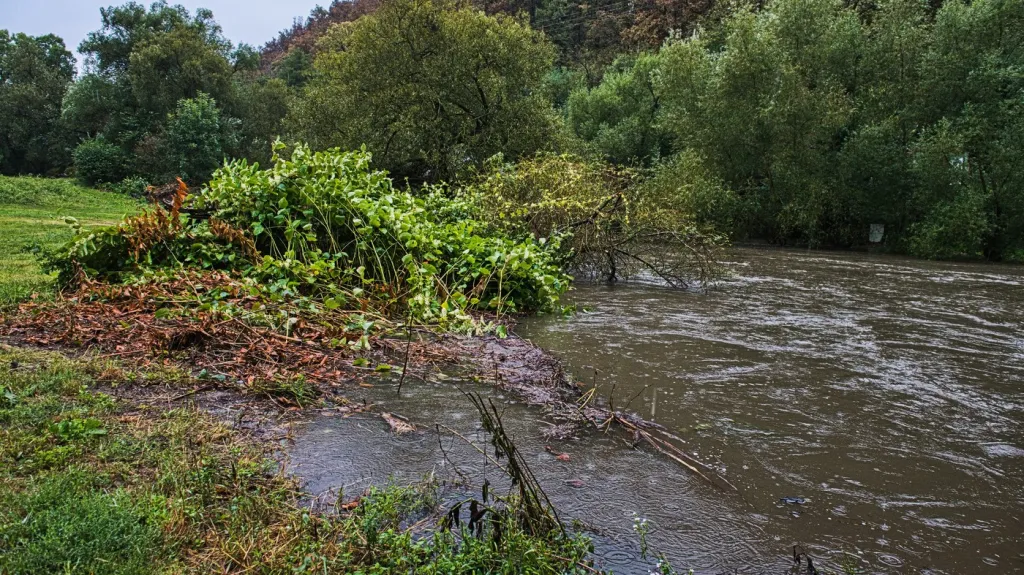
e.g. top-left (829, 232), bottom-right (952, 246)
top-left (260, 0), bottom-right (381, 71)
top-left (621, 0), bottom-right (715, 47)
top-left (261, 0), bottom-right (717, 73)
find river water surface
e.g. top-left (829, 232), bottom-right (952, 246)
top-left (288, 248), bottom-right (1024, 573)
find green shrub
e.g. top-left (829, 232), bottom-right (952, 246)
top-left (651, 0), bottom-right (1024, 257)
top-left (908, 200), bottom-right (991, 260)
top-left (463, 153), bottom-right (724, 286)
top-left (906, 120), bottom-right (992, 259)
top-left (109, 176), bottom-right (150, 198)
top-left (197, 143), bottom-right (569, 322)
top-left (73, 139), bottom-right (128, 185)
top-left (163, 92), bottom-right (236, 185)
top-left (643, 150), bottom-right (737, 234)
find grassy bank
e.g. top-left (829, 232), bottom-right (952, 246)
top-left (0, 177), bottom-right (141, 306)
top-left (0, 345), bottom-right (595, 574)
top-left (0, 177), bottom-right (598, 573)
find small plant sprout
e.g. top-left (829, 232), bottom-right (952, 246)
top-left (633, 511), bottom-right (650, 559)
top-left (650, 554), bottom-right (689, 575)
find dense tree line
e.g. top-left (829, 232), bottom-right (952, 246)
top-left (636, 0), bottom-right (1023, 259)
top-left (0, 32), bottom-right (75, 175)
top-left (63, 2), bottom-right (291, 186)
top-left (2, 1), bottom-right (290, 186)
top-left (261, 0), bottom-right (714, 79)
top-left (1, 0), bottom-right (1021, 260)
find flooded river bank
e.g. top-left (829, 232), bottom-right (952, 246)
top-left (288, 247), bottom-right (1024, 573)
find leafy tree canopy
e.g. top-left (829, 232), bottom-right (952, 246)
top-left (127, 25), bottom-right (234, 121)
top-left (64, 1), bottom-right (288, 185)
top-left (290, 0), bottom-right (560, 182)
top-left (79, 1), bottom-right (228, 75)
top-left (650, 0), bottom-right (1024, 259)
top-left (0, 31), bottom-right (76, 174)
top-left (566, 53), bottom-right (670, 165)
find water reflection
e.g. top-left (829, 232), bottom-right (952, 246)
top-left (288, 382), bottom-right (782, 574)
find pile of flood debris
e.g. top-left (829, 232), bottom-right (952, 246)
top-left (437, 335), bottom-right (737, 491)
top-left (1, 273), bottom-right (734, 490)
top-left (3, 275), bottom-right (362, 398)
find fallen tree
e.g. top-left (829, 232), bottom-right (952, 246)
top-left (461, 153), bottom-right (726, 288)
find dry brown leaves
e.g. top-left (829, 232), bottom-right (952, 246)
top-left (381, 412), bottom-right (415, 434)
top-left (0, 273), bottom-right (365, 397)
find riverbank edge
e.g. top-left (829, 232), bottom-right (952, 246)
top-left (0, 335), bottom-right (601, 574)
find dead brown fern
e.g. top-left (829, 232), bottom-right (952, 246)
top-left (170, 178), bottom-right (187, 225)
top-left (209, 217), bottom-right (261, 262)
top-left (122, 178), bottom-right (188, 260)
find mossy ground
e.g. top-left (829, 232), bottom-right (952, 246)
top-left (0, 176), bottom-right (141, 307)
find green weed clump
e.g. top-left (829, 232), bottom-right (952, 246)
top-left (0, 347), bottom-right (597, 574)
top-left (198, 143), bottom-right (569, 321)
top-left (43, 144), bottom-right (570, 330)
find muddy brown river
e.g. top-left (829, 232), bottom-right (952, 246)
top-left (288, 247), bottom-right (1024, 573)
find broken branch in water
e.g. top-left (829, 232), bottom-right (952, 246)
top-left (445, 336), bottom-right (737, 493)
top-left (616, 415), bottom-right (738, 492)
top-left (436, 422), bottom-right (508, 474)
top-left (381, 412), bottom-right (415, 434)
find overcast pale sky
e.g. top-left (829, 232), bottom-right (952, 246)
top-left (1, 0), bottom-right (325, 66)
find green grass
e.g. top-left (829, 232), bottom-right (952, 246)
top-left (0, 176), bottom-right (141, 306)
top-left (0, 345), bottom-right (596, 574)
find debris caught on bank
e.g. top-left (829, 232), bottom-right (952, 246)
top-left (0, 273), bottom-right (372, 396)
top-left (382, 412), bottom-right (415, 434)
top-left (440, 334), bottom-right (738, 491)
top-left (1, 272), bottom-right (735, 491)
top-left (545, 445), bottom-right (571, 461)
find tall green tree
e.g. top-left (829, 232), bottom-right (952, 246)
top-left (65, 2), bottom-right (247, 183)
top-left (61, 74), bottom-right (119, 139)
top-left (79, 1), bottom-right (227, 75)
top-left (0, 31), bottom-right (75, 175)
top-left (127, 25), bottom-right (235, 123)
top-left (232, 77), bottom-right (291, 167)
top-left (659, 0), bottom-right (863, 245)
top-left (163, 92), bottom-right (236, 184)
top-left (290, 0), bottom-right (559, 181)
top-left (907, 0), bottom-right (1024, 259)
top-left (566, 53), bottom-right (671, 165)
top-left (274, 48), bottom-right (313, 88)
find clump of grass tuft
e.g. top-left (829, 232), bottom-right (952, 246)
top-left (247, 373), bottom-right (320, 407)
top-left (0, 176), bottom-right (83, 206)
top-left (0, 470), bottom-right (160, 575)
